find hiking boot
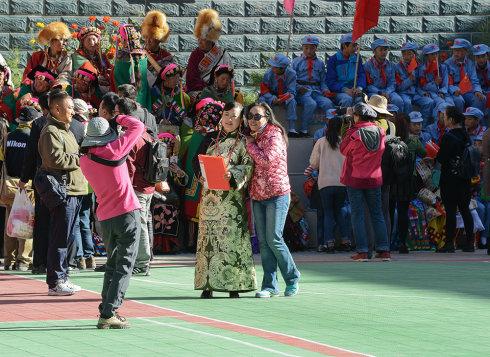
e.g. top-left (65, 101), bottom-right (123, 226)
top-left (97, 314), bottom-right (130, 329)
top-left (85, 256), bottom-right (96, 270)
top-left (200, 290), bottom-right (213, 299)
top-left (94, 264), bottom-right (106, 272)
top-left (375, 251), bottom-right (391, 261)
top-left (48, 282), bottom-right (75, 296)
top-left (77, 258), bottom-right (86, 270)
top-left (229, 292), bottom-right (240, 298)
top-left (351, 252), bottom-right (369, 262)
top-left (63, 279), bottom-right (81, 292)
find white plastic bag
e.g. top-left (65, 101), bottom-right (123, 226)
top-left (6, 189), bottom-right (34, 239)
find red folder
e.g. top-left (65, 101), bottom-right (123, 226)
top-left (198, 155), bottom-right (230, 191)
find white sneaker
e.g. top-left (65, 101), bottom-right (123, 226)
top-left (48, 282), bottom-right (75, 296)
top-left (64, 279), bottom-right (82, 292)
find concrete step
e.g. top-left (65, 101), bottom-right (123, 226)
top-left (287, 137), bottom-right (314, 174)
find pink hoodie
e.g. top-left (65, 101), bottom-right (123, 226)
top-left (340, 121), bottom-right (385, 189)
top-left (80, 115), bottom-right (145, 221)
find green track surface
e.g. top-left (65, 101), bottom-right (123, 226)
top-left (2, 260), bottom-right (490, 356)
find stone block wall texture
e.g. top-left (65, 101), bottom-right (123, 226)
top-left (1, 0), bottom-right (488, 86)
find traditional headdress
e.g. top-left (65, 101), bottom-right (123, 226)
top-left (78, 26), bottom-right (102, 42)
top-left (26, 65), bottom-right (57, 84)
top-left (214, 64), bottom-right (234, 78)
top-left (194, 9), bottom-right (222, 42)
top-left (141, 10), bottom-right (170, 43)
top-left (116, 24), bottom-right (145, 56)
top-left (37, 22), bottom-right (71, 46)
top-left (74, 61), bottom-right (99, 83)
top-left (194, 100), bottom-right (224, 134)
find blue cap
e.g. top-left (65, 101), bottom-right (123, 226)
top-left (463, 107), bottom-right (484, 120)
top-left (387, 104), bottom-right (399, 113)
top-left (422, 44), bottom-right (440, 55)
top-left (409, 111), bottom-right (423, 123)
top-left (451, 38), bottom-right (472, 49)
top-left (340, 33), bottom-right (353, 44)
top-left (400, 41), bottom-right (418, 52)
top-left (371, 38), bottom-right (389, 51)
top-left (268, 53), bottom-right (290, 68)
top-left (326, 109), bottom-right (337, 119)
top-left (436, 101), bottom-right (449, 114)
top-left (301, 35), bottom-right (319, 46)
top-left (472, 44), bottom-right (489, 56)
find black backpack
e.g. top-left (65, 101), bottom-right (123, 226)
top-left (383, 136), bottom-right (411, 183)
top-left (447, 133), bottom-right (479, 180)
top-left (143, 138), bottom-right (169, 184)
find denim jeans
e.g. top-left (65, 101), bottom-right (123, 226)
top-left (252, 194), bottom-right (300, 293)
top-left (134, 192), bottom-right (153, 270)
top-left (346, 187), bottom-right (389, 253)
top-left (46, 196), bottom-right (82, 288)
top-left (74, 193), bottom-right (95, 260)
top-left (99, 210), bottom-right (141, 318)
top-left (319, 186), bottom-right (348, 245)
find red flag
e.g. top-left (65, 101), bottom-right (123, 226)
top-left (352, 0), bottom-right (380, 42)
top-left (407, 58), bottom-right (417, 73)
top-left (283, 0), bottom-right (295, 15)
top-left (459, 75), bottom-right (472, 94)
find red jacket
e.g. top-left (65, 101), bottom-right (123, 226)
top-left (340, 121), bottom-right (385, 189)
top-left (247, 124), bottom-right (290, 201)
top-left (127, 131), bottom-right (156, 195)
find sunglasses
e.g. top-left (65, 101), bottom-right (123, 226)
top-left (247, 113), bottom-right (266, 121)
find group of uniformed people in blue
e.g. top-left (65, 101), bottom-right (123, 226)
top-left (259, 34), bottom-right (489, 138)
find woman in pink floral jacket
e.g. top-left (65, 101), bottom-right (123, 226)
top-left (245, 102), bottom-right (300, 298)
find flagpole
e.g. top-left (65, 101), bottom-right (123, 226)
top-left (352, 43), bottom-right (361, 98)
top-left (286, 11), bottom-right (294, 56)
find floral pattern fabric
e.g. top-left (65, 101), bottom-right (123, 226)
top-left (194, 133), bottom-right (257, 292)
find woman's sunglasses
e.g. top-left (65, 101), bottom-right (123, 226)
top-left (247, 113), bottom-right (266, 122)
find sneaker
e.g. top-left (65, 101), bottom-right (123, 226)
top-left (132, 267), bottom-right (150, 276)
top-left (94, 264), bottom-right (106, 272)
top-left (67, 266), bottom-right (79, 275)
top-left (63, 279), bottom-right (82, 292)
top-left (255, 289), bottom-right (280, 298)
top-left (77, 258), bottom-right (86, 270)
top-left (48, 282), bottom-right (75, 296)
top-left (351, 252), bottom-right (369, 262)
top-left (375, 251), bottom-right (391, 261)
top-left (336, 242), bottom-right (352, 252)
top-left (288, 130), bottom-right (300, 138)
top-left (85, 256), bottom-right (96, 270)
top-left (15, 263), bottom-right (30, 271)
top-left (97, 313), bottom-right (130, 329)
top-left (284, 284), bottom-right (299, 297)
top-left (3, 263), bottom-right (11, 271)
top-left (317, 245), bottom-right (327, 252)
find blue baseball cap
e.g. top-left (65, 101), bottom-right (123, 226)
top-left (301, 35), bottom-right (319, 46)
top-left (409, 111), bottom-right (423, 123)
top-left (268, 53), bottom-right (290, 68)
top-left (340, 33), bottom-right (353, 44)
top-left (463, 107), bottom-right (484, 120)
top-left (472, 44), bottom-right (489, 56)
top-left (422, 44), bottom-right (440, 55)
top-left (371, 38), bottom-right (389, 51)
top-left (387, 104), bottom-right (399, 113)
top-left (400, 41), bottom-right (418, 52)
top-left (326, 109), bottom-right (337, 119)
top-left (436, 101), bottom-right (450, 114)
top-left (451, 38), bottom-right (472, 50)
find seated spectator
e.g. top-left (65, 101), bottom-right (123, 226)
top-left (340, 103), bottom-right (390, 262)
top-left (409, 111), bottom-right (426, 147)
top-left (326, 33), bottom-right (366, 108)
top-left (473, 44), bottom-right (489, 117)
top-left (463, 107), bottom-right (486, 144)
top-left (364, 38), bottom-right (403, 111)
top-left (1, 107), bottom-right (42, 271)
top-left (292, 36), bottom-right (334, 137)
top-left (200, 64), bottom-right (243, 105)
top-left (422, 101), bottom-right (450, 145)
top-left (259, 54), bottom-right (298, 137)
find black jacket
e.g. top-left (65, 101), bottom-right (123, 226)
top-left (5, 126), bottom-right (31, 178)
top-left (437, 127), bottom-right (471, 189)
top-left (20, 115), bottom-right (47, 183)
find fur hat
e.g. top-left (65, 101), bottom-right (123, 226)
top-left (194, 9), bottom-right (222, 42)
top-left (141, 10), bottom-right (170, 43)
top-left (37, 22), bottom-right (71, 46)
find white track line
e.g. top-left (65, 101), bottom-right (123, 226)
top-left (139, 318), bottom-right (301, 357)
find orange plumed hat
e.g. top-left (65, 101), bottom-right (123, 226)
top-left (194, 9), bottom-right (222, 42)
top-left (141, 10), bottom-right (170, 43)
top-left (37, 21), bottom-right (71, 46)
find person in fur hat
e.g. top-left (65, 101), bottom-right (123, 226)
top-left (141, 10), bottom-right (175, 88)
top-left (22, 21), bottom-right (72, 90)
top-left (72, 26), bottom-right (113, 94)
top-left (72, 61), bottom-right (102, 108)
top-left (186, 8), bottom-right (232, 102)
top-left (17, 66), bottom-right (57, 116)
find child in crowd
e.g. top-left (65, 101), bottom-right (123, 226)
top-left (17, 66), bottom-right (56, 114)
top-left (422, 101), bottom-right (450, 145)
top-left (292, 35), bottom-right (334, 137)
top-left (259, 54), bottom-right (298, 137)
top-left (200, 64), bottom-right (243, 105)
top-left (463, 107), bottom-right (486, 144)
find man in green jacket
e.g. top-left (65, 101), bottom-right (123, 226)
top-left (38, 91), bottom-right (88, 296)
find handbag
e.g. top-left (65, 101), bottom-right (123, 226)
top-left (33, 169), bottom-right (67, 210)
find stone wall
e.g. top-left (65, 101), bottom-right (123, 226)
top-left (1, 0), bottom-right (488, 86)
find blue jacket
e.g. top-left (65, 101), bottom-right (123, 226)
top-left (476, 61), bottom-right (489, 93)
top-left (421, 122), bottom-right (447, 145)
top-left (444, 57), bottom-right (482, 94)
top-left (260, 67), bottom-right (297, 104)
top-left (363, 57), bottom-right (397, 94)
top-left (416, 61), bottom-right (450, 96)
top-left (395, 61), bottom-right (418, 95)
top-left (326, 51), bottom-right (366, 93)
top-left (292, 55), bottom-right (328, 94)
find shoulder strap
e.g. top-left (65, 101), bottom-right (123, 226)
top-left (87, 153), bottom-right (128, 167)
